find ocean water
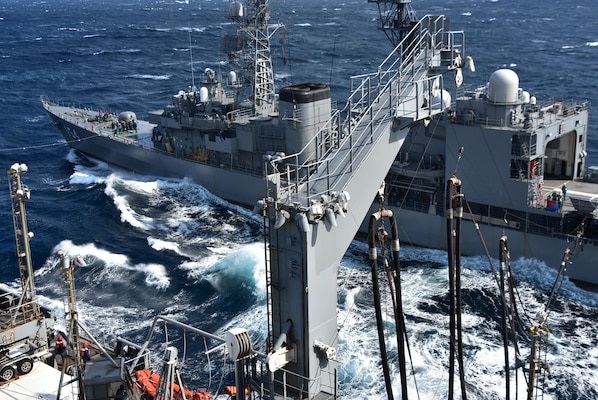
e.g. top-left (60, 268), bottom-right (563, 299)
top-left (0, 0), bottom-right (597, 399)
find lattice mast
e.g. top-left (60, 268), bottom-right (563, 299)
top-left (59, 254), bottom-right (87, 398)
top-left (232, 0), bottom-right (282, 116)
top-left (7, 163), bottom-right (40, 320)
top-left (368, 0), bottom-right (418, 47)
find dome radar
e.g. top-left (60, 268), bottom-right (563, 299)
top-left (230, 1), bottom-right (243, 18)
top-left (487, 69), bottom-right (519, 104)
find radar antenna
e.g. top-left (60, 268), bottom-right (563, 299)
top-left (368, 0), bottom-right (418, 47)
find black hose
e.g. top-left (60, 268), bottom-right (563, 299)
top-left (446, 178), bottom-right (456, 399)
top-left (499, 235), bottom-right (511, 399)
top-left (368, 213), bottom-right (394, 400)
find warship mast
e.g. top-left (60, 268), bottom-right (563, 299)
top-left (229, 0), bottom-right (282, 116)
top-left (368, 0), bottom-right (418, 47)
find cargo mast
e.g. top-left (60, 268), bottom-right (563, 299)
top-left (8, 163), bottom-right (40, 321)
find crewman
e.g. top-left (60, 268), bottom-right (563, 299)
top-left (55, 335), bottom-right (66, 360)
top-left (80, 341), bottom-right (91, 364)
top-left (115, 384), bottom-right (127, 400)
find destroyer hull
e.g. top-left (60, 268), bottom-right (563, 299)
top-left (44, 103), bottom-right (266, 207)
top-left (393, 207), bottom-right (598, 285)
top-left (46, 103), bottom-right (598, 286)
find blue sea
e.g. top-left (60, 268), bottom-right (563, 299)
top-left (1, 0), bottom-right (598, 399)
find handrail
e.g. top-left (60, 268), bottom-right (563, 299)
top-left (249, 358), bottom-right (338, 400)
top-left (267, 15), bottom-right (464, 207)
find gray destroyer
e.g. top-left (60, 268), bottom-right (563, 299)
top-left (42, 0), bottom-right (598, 289)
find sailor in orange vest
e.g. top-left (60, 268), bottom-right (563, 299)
top-left (80, 341), bottom-right (91, 364)
top-left (55, 335), bottom-right (67, 360)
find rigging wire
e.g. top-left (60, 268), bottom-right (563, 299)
top-left (503, 241), bottom-right (530, 400)
top-left (0, 139), bottom-right (74, 152)
top-left (379, 226), bottom-right (408, 399)
top-left (328, 24), bottom-right (339, 87)
top-left (462, 196), bottom-right (533, 336)
top-left (499, 236), bottom-right (514, 399)
top-left (267, 21), bottom-right (291, 91)
top-left (0, 129), bottom-right (143, 153)
top-left (389, 117), bottom-right (442, 245)
top-left (380, 215), bottom-right (422, 400)
top-left (368, 209), bottom-right (395, 400)
top-left (465, 198), bottom-right (547, 399)
top-left (472, 205), bottom-right (578, 400)
top-left (462, 189), bottom-right (540, 399)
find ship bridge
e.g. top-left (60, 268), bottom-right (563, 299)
top-left (252, 15), bottom-right (468, 399)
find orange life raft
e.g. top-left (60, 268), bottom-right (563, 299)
top-left (135, 369), bottom-right (212, 400)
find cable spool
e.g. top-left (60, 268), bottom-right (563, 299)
top-left (226, 328), bottom-right (252, 361)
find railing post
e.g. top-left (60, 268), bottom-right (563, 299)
top-left (369, 76), bottom-right (374, 144)
top-left (336, 112), bottom-right (341, 148)
top-left (326, 159), bottom-right (331, 192)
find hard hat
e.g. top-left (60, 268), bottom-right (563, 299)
top-left (83, 341), bottom-right (89, 347)
top-left (58, 336), bottom-right (63, 340)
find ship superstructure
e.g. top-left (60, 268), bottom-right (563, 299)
top-left (386, 69), bottom-right (598, 285)
top-left (247, 12), bottom-right (466, 399)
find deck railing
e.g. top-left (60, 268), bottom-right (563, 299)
top-left (266, 16), bottom-right (464, 207)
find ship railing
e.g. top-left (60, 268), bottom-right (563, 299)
top-left (43, 97), bottom-right (140, 138)
top-left (272, 45), bottom-right (419, 203)
top-left (280, 107), bottom-right (304, 123)
top-left (248, 356), bottom-right (337, 400)
top-left (536, 99), bottom-right (589, 114)
top-left (350, 15), bottom-right (460, 108)
top-left (227, 107), bottom-right (254, 123)
top-left (267, 15), bottom-right (462, 206)
top-left (40, 96), bottom-right (118, 118)
top-left (453, 95), bottom-right (589, 129)
top-left (453, 111), bottom-right (520, 129)
top-left (269, 80), bottom-right (395, 206)
top-left (0, 297), bottom-right (44, 328)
